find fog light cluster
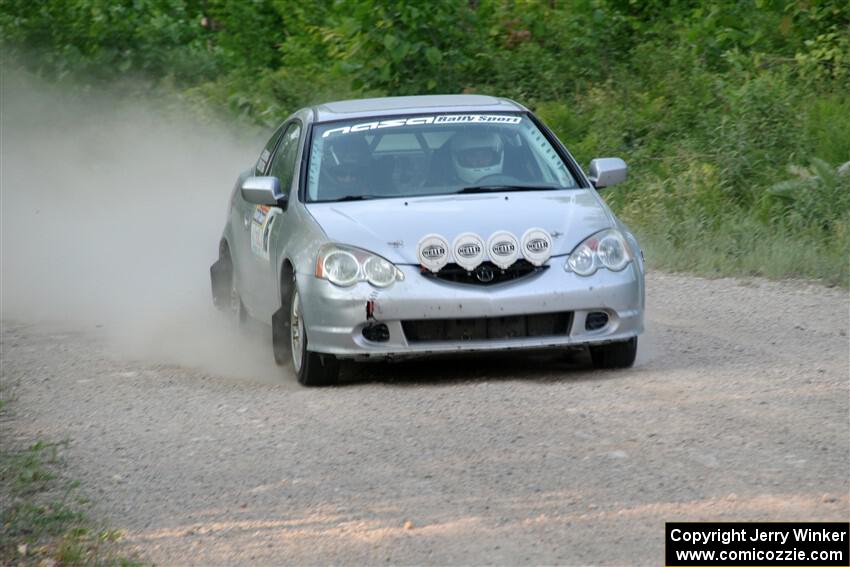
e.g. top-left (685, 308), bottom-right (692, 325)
top-left (585, 311), bottom-right (609, 331)
top-left (362, 323), bottom-right (390, 342)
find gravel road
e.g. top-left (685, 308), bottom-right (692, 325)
top-left (2, 272), bottom-right (848, 565)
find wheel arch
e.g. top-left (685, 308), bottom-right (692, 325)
top-left (278, 258), bottom-right (296, 309)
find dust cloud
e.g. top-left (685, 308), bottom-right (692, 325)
top-left (1, 70), bottom-right (286, 382)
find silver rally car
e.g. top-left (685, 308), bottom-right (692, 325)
top-left (210, 94), bottom-right (645, 386)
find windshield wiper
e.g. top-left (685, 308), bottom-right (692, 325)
top-left (457, 185), bottom-right (559, 194)
top-left (327, 194), bottom-right (379, 202)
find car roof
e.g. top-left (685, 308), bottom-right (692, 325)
top-left (312, 94), bottom-right (526, 123)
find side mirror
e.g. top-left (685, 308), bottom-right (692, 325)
top-left (587, 158), bottom-right (627, 189)
top-left (241, 176), bottom-right (288, 208)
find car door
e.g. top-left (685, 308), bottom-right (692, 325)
top-left (230, 123), bottom-right (287, 313)
top-left (243, 120), bottom-right (302, 317)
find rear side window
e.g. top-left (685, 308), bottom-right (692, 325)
top-left (255, 124), bottom-right (287, 175)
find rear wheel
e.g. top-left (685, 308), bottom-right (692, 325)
top-left (210, 242), bottom-right (233, 311)
top-left (290, 287), bottom-right (339, 386)
top-left (229, 271), bottom-right (247, 328)
top-left (589, 337), bottom-right (637, 369)
top-left (213, 244), bottom-right (246, 328)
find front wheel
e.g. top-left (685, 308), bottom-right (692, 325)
top-left (290, 287), bottom-right (339, 386)
top-left (589, 337), bottom-right (637, 369)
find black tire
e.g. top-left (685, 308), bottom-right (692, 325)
top-left (229, 270), bottom-right (248, 328)
top-left (272, 268), bottom-right (294, 366)
top-left (289, 286), bottom-right (339, 386)
top-left (211, 243), bottom-right (247, 327)
top-left (210, 243), bottom-right (233, 312)
top-left (271, 306), bottom-right (290, 366)
top-left (589, 337), bottom-right (638, 369)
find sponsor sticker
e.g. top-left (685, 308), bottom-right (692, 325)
top-left (250, 205), bottom-right (280, 261)
top-left (252, 205), bottom-right (269, 225)
top-left (451, 232), bottom-right (486, 271)
top-left (486, 230), bottom-right (520, 269)
top-left (417, 233), bottom-right (450, 273)
top-left (322, 115), bottom-right (522, 138)
top-left (521, 228), bottom-right (553, 266)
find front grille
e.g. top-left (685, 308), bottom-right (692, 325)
top-left (422, 260), bottom-right (544, 286)
top-left (402, 312), bottom-right (573, 343)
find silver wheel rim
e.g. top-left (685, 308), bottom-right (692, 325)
top-left (290, 290), bottom-right (303, 372)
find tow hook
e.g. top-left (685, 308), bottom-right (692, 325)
top-left (362, 299), bottom-right (389, 342)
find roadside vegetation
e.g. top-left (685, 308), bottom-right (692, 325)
top-left (0, 397), bottom-right (140, 566)
top-left (2, 0), bottom-right (848, 284)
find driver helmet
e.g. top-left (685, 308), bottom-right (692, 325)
top-left (450, 130), bottom-right (504, 184)
top-left (323, 135), bottom-right (370, 187)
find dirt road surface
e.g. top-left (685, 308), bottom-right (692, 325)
top-left (2, 273), bottom-right (848, 565)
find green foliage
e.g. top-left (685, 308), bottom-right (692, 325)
top-left (1, 0), bottom-right (848, 284)
top-left (764, 158), bottom-right (850, 235)
top-left (319, 0), bottom-right (485, 94)
top-left (0, 0), bottom-right (218, 83)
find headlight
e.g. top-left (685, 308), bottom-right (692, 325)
top-left (565, 229), bottom-right (632, 276)
top-left (596, 232), bottom-right (629, 271)
top-left (323, 250), bottom-right (360, 286)
top-left (363, 256), bottom-right (396, 287)
top-left (316, 244), bottom-right (403, 288)
top-left (568, 243), bottom-right (596, 276)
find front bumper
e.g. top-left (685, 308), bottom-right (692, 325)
top-left (297, 260), bottom-right (644, 360)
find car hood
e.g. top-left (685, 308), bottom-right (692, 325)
top-left (305, 190), bottom-right (613, 265)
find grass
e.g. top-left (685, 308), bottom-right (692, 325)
top-left (636, 222), bottom-right (849, 287)
top-left (0, 411), bottom-right (143, 566)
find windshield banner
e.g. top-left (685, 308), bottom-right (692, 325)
top-left (322, 115), bottom-right (522, 138)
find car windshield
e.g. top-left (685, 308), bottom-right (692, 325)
top-left (306, 113), bottom-right (579, 202)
